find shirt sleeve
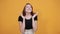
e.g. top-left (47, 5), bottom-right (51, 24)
top-left (34, 16), bottom-right (37, 21)
top-left (18, 16), bottom-right (23, 22)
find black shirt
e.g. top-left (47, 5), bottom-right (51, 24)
top-left (18, 15), bottom-right (37, 30)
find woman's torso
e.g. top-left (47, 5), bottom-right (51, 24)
top-left (18, 14), bottom-right (37, 30)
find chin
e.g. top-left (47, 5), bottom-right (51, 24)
top-left (29, 11), bottom-right (32, 12)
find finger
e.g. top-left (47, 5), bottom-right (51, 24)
top-left (36, 12), bottom-right (38, 15)
top-left (33, 14), bottom-right (37, 18)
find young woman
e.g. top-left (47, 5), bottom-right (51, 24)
top-left (18, 3), bottom-right (38, 34)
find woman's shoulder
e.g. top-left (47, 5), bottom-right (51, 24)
top-left (19, 15), bottom-right (21, 17)
top-left (18, 14), bottom-right (23, 22)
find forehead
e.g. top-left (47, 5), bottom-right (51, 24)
top-left (26, 4), bottom-right (31, 7)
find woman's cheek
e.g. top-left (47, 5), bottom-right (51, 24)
top-left (25, 8), bottom-right (32, 12)
top-left (25, 8), bottom-right (28, 12)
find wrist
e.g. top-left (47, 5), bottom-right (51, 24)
top-left (32, 17), bottom-right (34, 20)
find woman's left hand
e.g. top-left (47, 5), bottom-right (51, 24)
top-left (32, 12), bottom-right (38, 18)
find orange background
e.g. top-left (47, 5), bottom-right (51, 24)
top-left (0, 0), bottom-right (60, 34)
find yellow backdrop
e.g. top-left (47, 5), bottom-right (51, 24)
top-left (0, 0), bottom-right (60, 34)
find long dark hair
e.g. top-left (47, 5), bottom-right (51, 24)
top-left (22, 3), bottom-right (35, 16)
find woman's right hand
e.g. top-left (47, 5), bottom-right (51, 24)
top-left (20, 13), bottom-right (25, 19)
top-left (20, 13), bottom-right (25, 33)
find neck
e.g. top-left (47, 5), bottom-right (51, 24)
top-left (26, 12), bottom-right (31, 16)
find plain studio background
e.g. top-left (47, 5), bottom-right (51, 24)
top-left (0, 0), bottom-right (60, 34)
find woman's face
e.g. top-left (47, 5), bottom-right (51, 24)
top-left (25, 4), bottom-right (32, 13)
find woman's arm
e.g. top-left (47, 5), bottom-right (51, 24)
top-left (19, 21), bottom-right (24, 33)
top-left (32, 13), bottom-right (38, 32)
top-left (32, 17), bottom-right (38, 32)
top-left (18, 14), bottom-right (25, 34)
top-left (18, 18), bottom-right (25, 34)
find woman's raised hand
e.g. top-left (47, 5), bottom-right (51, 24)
top-left (20, 13), bottom-right (25, 19)
top-left (32, 12), bottom-right (38, 18)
